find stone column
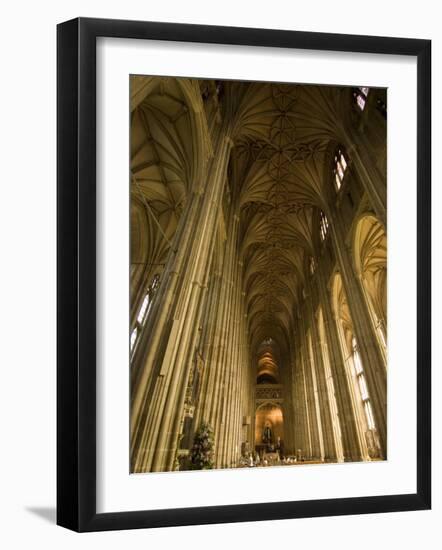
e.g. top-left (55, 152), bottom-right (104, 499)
top-left (233, 304), bottom-right (250, 466)
top-left (224, 261), bottom-right (247, 467)
top-left (130, 122), bottom-right (234, 472)
top-left (345, 128), bottom-right (387, 226)
top-left (192, 266), bottom-right (223, 432)
top-left (300, 358), bottom-right (313, 458)
top-left (298, 315), bottom-right (322, 460)
top-left (316, 266), bottom-right (364, 461)
top-left (281, 346), bottom-right (296, 456)
top-left (328, 208), bottom-right (387, 458)
top-left (216, 219), bottom-right (246, 468)
top-left (163, 246), bottom-right (216, 471)
top-left (218, 258), bottom-right (241, 466)
top-left (197, 210), bottom-right (240, 468)
top-left (291, 364), bottom-right (302, 454)
top-left (305, 292), bottom-right (338, 461)
top-left (246, 349), bottom-right (255, 448)
top-left (291, 332), bottom-right (310, 459)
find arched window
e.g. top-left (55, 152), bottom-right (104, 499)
top-left (319, 211), bottom-right (329, 242)
top-left (333, 147), bottom-right (348, 191)
top-left (352, 337), bottom-right (375, 430)
top-left (354, 86), bottom-right (370, 111)
top-left (130, 327), bottom-right (138, 350)
top-left (130, 274), bottom-right (160, 353)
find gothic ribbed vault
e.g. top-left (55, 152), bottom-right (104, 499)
top-left (129, 76), bottom-right (387, 473)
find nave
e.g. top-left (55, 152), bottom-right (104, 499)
top-left (129, 76), bottom-right (387, 472)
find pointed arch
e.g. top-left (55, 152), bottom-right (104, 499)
top-left (353, 214), bottom-right (387, 351)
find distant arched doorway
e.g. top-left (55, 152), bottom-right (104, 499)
top-left (254, 402), bottom-right (284, 457)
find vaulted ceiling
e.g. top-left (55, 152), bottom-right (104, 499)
top-left (131, 77), bottom-right (353, 368)
top-left (230, 82), bottom-right (349, 354)
top-left (130, 77), bottom-right (200, 265)
top-left (354, 215), bottom-right (387, 326)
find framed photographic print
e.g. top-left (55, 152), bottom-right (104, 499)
top-left (57, 17), bottom-right (431, 532)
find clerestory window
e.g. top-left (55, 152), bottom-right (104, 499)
top-left (130, 274), bottom-right (160, 353)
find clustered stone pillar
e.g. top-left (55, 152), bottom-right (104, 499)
top-left (291, 340), bottom-right (310, 457)
top-left (192, 210), bottom-right (252, 469)
top-left (213, 216), bottom-right (243, 467)
top-left (280, 353), bottom-right (296, 455)
top-left (291, 318), bottom-right (318, 460)
top-left (130, 122), bottom-right (236, 472)
top-left (328, 206), bottom-right (387, 458)
top-left (289, 208), bottom-right (387, 462)
top-left (304, 287), bottom-right (339, 462)
top-left (316, 267), bottom-right (364, 462)
top-left (345, 127), bottom-right (387, 227)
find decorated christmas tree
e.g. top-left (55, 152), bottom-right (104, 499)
top-left (189, 421), bottom-right (215, 470)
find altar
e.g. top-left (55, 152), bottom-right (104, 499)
top-left (262, 452), bottom-right (280, 465)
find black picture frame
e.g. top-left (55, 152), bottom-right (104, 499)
top-left (57, 17), bottom-right (431, 532)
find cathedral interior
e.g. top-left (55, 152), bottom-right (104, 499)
top-left (129, 76), bottom-right (387, 473)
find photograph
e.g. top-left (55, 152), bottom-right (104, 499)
top-left (129, 76), bottom-right (388, 474)
top-left (0, 0), bottom-right (435, 542)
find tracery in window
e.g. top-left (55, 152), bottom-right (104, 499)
top-left (354, 86), bottom-right (370, 111)
top-left (137, 293), bottom-right (151, 325)
top-left (319, 211), bottom-right (329, 242)
top-left (130, 274), bottom-right (160, 354)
